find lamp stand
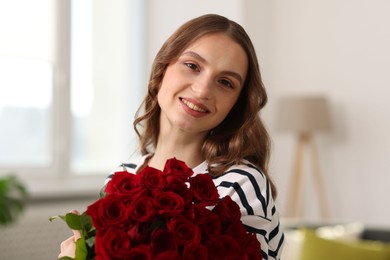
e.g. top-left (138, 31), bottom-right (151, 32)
top-left (286, 133), bottom-right (330, 221)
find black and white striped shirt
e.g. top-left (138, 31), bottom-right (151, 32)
top-left (105, 155), bottom-right (285, 259)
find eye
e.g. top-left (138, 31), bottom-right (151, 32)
top-left (218, 78), bottom-right (234, 89)
top-left (184, 62), bottom-right (200, 72)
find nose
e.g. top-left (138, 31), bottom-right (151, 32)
top-left (191, 75), bottom-right (213, 99)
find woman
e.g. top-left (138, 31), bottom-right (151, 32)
top-left (60, 14), bottom-right (284, 259)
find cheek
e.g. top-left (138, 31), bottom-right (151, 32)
top-left (221, 95), bottom-right (239, 114)
top-left (157, 70), bottom-right (177, 103)
top-left (156, 89), bottom-right (162, 107)
top-left (157, 83), bottom-right (168, 106)
top-left (214, 99), bottom-right (238, 125)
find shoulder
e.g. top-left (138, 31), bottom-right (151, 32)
top-left (214, 161), bottom-right (270, 200)
top-left (215, 161), bottom-right (267, 185)
top-left (212, 161), bottom-right (273, 218)
top-left (214, 161), bottom-right (285, 258)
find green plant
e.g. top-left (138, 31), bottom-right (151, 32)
top-left (50, 212), bottom-right (95, 260)
top-left (0, 175), bottom-right (28, 225)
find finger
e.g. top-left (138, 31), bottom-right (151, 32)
top-left (59, 236), bottom-right (76, 258)
top-left (70, 209), bottom-right (80, 215)
top-left (72, 229), bottom-right (82, 241)
top-left (60, 236), bottom-right (74, 250)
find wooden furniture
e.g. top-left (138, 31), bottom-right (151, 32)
top-left (276, 96), bottom-right (332, 220)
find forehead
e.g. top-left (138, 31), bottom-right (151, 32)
top-left (181, 33), bottom-right (248, 77)
top-left (184, 32), bottom-right (243, 53)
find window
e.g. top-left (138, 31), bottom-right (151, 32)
top-left (0, 58), bottom-right (53, 166)
top-left (0, 0), bottom-right (55, 169)
top-left (0, 0), bottom-right (146, 194)
top-left (70, 0), bottom-right (146, 175)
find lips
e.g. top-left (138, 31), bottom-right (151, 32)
top-left (180, 98), bottom-right (209, 113)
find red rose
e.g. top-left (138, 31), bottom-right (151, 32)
top-left (95, 228), bottom-right (130, 260)
top-left (189, 174), bottom-right (219, 206)
top-left (86, 194), bottom-right (129, 229)
top-left (153, 190), bottom-right (184, 217)
top-left (127, 195), bottom-right (156, 222)
top-left (242, 233), bottom-right (262, 260)
top-left (165, 178), bottom-right (192, 206)
top-left (150, 229), bottom-right (178, 256)
top-left (205, 235), bottom-right (226, 260)
top-left (198, 210), bottom-right (221, 239)
top-left (219, 234), bottom-right (241, 258)
top-left (212, 196), bottom-right (241, 228)
top-left (138, 166), bottom-right (166, 191)
top-left (105, 171), bottom-right (145, 199)
top-left (59, 158), bottom-right (264, 260)
top-left (154, 251), bottom-right (181, 260)
top-left (206, 234), bottom-right (241, 260)
top-left (182, 242), bottom-right (208, 260)
top-left (185, 203), bottom-right (208, 224)
top-left (166, 215), bottom-right (201, 246)
top-left (163, 157), bottom-right (194, 184)
top-left (185, 204), bottom-right (221, 239)
top-left (125, 245), bottom-right (152, 260)
top-left (127, 222), bottom-right (149, 245)
top-left (223, 220), bottom-right (252, 245)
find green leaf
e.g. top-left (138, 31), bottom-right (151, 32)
top-left (79, 212), bottom-right (93, 228)
top-left (87, 228), bottom-right (96, 238)
top-left (65, 213), bottom-right (84, 230)
top-left (150, 218), bottom-right (166, 230)
top-left (49, 215), bottom-right (66, 222)
top-left (0, 205), bottom-right (12, 223)
top-left (99, 184), bottom-right (107, 198)
top-left (75, 238), bottom-right (88, 260)
top-left (85, 236), bottom-right (95, 248)
top-left (51, 212), bottom-right (95, 259)
top-left (63, 212), bottom-right (94, 240)
top-left (58, 257), bottom-right (74, 260)
top-left (0, 175), bottom-right (28, 225)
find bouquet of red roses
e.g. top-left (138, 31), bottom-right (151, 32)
top-left (52, 158), bottom-right (262, 260)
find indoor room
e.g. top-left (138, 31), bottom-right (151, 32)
top-left (1, 0), bottom-right (389, 259)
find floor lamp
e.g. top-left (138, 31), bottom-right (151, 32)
top-left (276, 96), bottom-right (332, 221)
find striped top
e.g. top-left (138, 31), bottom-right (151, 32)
top-left (105, 155), bottom-right (284, 259)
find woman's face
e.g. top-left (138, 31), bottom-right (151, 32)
top-left (157, 33), bottom-right (248, 136)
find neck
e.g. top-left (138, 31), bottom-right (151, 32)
top-left (148, 129), bottom-right (206, 170)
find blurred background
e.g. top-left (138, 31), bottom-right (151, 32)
top-left (0, 0), bottom-right (389, 258)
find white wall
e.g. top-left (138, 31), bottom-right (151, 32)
top-left (257, 0), bottom-right (390, 227)
top-left (146, 0), bottom-right (244, 69)
top-left (0, 198), bottom-right (96, 259)
top-left (145, 0), bottom-right (390, 226)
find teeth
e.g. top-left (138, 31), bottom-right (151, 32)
top-left (182, 99), bottom-right (207, 112)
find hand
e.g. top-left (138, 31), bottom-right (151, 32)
top-left (58, 210), bottom-right (82, 259)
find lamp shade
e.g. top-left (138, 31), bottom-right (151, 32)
top-left (276, 96), bottom-right (332, 134)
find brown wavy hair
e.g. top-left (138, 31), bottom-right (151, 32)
top-left (134, 14), bottom-right (276, 198)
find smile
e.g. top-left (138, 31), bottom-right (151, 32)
top-left (180, 98), bottom-right (208, 113)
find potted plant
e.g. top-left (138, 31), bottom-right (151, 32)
top-left (0, 175), bottom-right (28, 225)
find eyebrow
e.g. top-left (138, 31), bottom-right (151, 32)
top-left (181, 51), bottom-right (244, 85)
top-left (181, 51), bottom-right (206, 62)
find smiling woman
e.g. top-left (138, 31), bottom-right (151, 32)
top-left (59, 14), bottom-right (285, 259)
top-left (157, 33), bottom-right (247, 136)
